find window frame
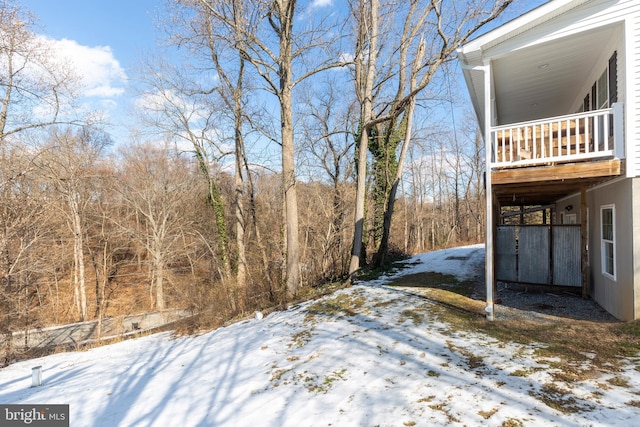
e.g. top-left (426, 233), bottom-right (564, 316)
top-left (600, 204), bottom-right (616, 280)
top-left (597, 69), bottom-right (609, 109)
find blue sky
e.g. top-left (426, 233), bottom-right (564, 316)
top-left (22, 0), bottom-right (160, 69)
top-left (16, 0), bottom-right (549, 147)
top-left (20, 0), bottom-right (163, 144)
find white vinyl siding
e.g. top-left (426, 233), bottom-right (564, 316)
top-left (630, 7), bottom-right (640, 176)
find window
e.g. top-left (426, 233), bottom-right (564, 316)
top-left (584, 52), bottom-right (617, 147)
top-left (587, 51), bottom-right (617, 111)
top-left (601, 205), bottom-right (615, 279)
top-left (609, 51), bottom-right (618, 105)
top-left (583, 93), bottom-right (590, 111)
top-left (597, 70), bottom-right (608, 109)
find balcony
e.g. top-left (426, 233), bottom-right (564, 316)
top-left (490, 103), bottom-right (624, 169)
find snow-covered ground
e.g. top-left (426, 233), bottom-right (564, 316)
top-left (2, 245), bottom-right (639, 426)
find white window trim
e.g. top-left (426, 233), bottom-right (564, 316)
top-left (600, 204), bottom-right (616, 280)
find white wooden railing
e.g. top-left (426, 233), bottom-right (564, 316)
top-left (490, 103), bottom-right (624, 167)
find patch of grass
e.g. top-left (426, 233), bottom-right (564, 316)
top-left (372, 299), bottom-right (397, 308)
top-left (399, 308), bottom-right (426, 325)
top-left (501, 419), bottom-right (524, 427)
top-left (389, 272), bottom-right (476, 297)
top-left (510, 369), bottom-right (530, 377)
top-left (607, 376), bottom-right (630, 388)
top-left (290, 330), bottom-right (312, 348)
top-left (417, 395), bottom-right (436, 403)
top-left (386, 273), bottom-right (640, 372)
top-left (427, 370), bottom-right (440, 377)
top-left (270, 367), bottom-right (291, 386)
top-left (616, 319), bottom-right (640, 337)
top-left (305, 292), bottom-right (367, 320)
top-left (352, 258), bottom-right (413, 282)
top-left (529, 383), bottom-right (592, 414)
top-left (626, 400), bottom-right (640, 408)
top-left (446, 341), bottom-right (486, 371)
top-left (427, 402), bottom-right (460, 423)
top-left (467, 354), bottom-right (486, 370)
top-left (305, 368), bottom-right (347, 394)
top-left (478, 407), bottom-right (498, 419)
top-left (549, 364), bottom-right (600, 383)
top-left (294, 279), bottom-right (351, 302)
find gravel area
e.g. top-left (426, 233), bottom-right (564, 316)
top-left (486, 281), bottom-right (619, 323)
top-left (394, 246), bottom-right (620, 323)
top-left (461, 251), bottom-right (620, 323)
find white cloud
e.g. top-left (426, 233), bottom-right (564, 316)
top-left (310, 0), bottom-right (333, 7)
top-left (134, 89), bottom-right (233, 155)
top-left (43, 37), bottom-right (127, 99)
top-left (297, 0), bottom-right (334, 22)
top-left (135, 89), bottom-right (197, 116)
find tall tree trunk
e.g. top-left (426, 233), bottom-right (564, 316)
top-left (204, 168), bottom-right (231, 279)
top-left (350, 0), bottom-right (379, 275)
top-left (151, 230), bottom-right (166, 310)
top-left (155, 255), bottom-right (165, 310)
top-left (281, 84), bottom-right (300, 298)
top-left (70, 201), bottom-right (87, 321)
top-left (376, 98), bottom-right (416, 265)
top-left (350, 129), bottom-right (369, 275)
top-left (234, 59), bottom-right (247, 308)
top-left (277, 0), bottom-right (301, 298)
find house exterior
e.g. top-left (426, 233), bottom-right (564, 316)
top-left (457, 0), bottom-right (640, 321)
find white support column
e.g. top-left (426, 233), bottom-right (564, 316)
top-left (483, 61), bottom-right (495, 321)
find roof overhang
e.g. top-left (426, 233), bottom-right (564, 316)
top-left (458, 0), bottom-right (622, 133)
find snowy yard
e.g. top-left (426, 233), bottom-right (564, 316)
top-left (1, 245), bottom-right (639, 426)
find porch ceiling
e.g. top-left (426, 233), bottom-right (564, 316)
top-left (492, 23), bottom-right (619, 126)
top-left (492, 159), bottom-right (623, 206)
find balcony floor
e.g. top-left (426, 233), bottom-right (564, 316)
top-left (491, 158), bottom-right (623, 206)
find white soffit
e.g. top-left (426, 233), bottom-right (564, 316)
top-left (493, 23), bottom-right (619, 125)
top-left (459, 0), bottom-right (587, 59)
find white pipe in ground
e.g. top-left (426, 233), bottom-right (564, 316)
top-left (31, 366), bottom-right (42, 387)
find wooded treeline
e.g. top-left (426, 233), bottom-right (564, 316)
top-left (1, 0), bottom-right (513, 348)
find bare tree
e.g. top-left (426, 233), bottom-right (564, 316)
top-left (0, 143), bottom-right (52, 362)
top-left (349, 0), bottom-right (380, 274)
top-left (136, 58), bottom-right (233, 281)
top-left (0, 0), bottom-right (81, 142)
top-left (36, 127), bottom-right (110, 321)
top-left (0, 1), bottom-right (95, 330)
top-left (157, 0), bottom-right (262, 308)
top-left (85, 164), bottom-right (132, 337)
top-left (350, 0), bottom-right (513, 271)
top-left (118, 144), bottom-right (199, 310)
top-left (298, 79), bottom-right (357, 279)
top-left (194, 0), bottom-right (349, 298)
